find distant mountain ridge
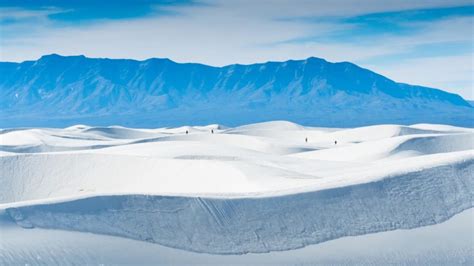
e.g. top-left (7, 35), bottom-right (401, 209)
top-left (0, 54), bottom-right (472, 128)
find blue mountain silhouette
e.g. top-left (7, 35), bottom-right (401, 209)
top-left (0, 54), bottom-right (471, 127)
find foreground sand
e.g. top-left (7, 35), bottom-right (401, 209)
top-left (1, 121), bottom-right (473, 258)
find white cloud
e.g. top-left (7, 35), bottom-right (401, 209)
top-left (190, 0), bottom-right (472, 18)
top-left (365, 55), bottom-right (473, 100)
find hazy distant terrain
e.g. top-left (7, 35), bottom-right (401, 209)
top-left (1, 54), bottom-right (472, 128)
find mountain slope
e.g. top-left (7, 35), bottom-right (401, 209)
top-left (0, 54), bottom-right (472, 127)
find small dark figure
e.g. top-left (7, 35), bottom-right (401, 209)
top-left (211, 129), bottom-right (214, 134)
top-left (305, 137), bottom-right (308, 143)
top-left (186, 130), bottom-right (188, 134)
top-left (334, 140), bottom-right (337, 145)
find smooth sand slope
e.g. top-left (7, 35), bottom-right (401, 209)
top-left (0, 121), bottom-right (473, 257)
top-left (1, 208), bottom-right (472, 265)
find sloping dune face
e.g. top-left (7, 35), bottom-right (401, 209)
top-left (0, 122), bottom-right (473, 254)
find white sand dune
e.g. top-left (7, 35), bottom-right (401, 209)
top-left (293, 133), bottom-right (473, 162)
top-left (1, 208), bottom-right (471, 265)
top-left (0, 121), bottom-right (473, 257)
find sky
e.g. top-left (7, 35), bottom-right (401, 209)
top-left (0, 0), bottom-right (473, 99)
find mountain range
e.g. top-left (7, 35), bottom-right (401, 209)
top-left (0, 54), bottom-right (472, 128)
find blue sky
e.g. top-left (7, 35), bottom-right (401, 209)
top-left (0, 0), bottom-right (472, 99)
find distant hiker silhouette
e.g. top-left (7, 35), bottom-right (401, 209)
top-left (334, 140), bottom-right (337, 145)
top-left (186, 130), bottom-right (188, 134)
top-left (211, 129), bottom-right (214, 134)
top-left (305, 137), bottom-right (308, 143)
